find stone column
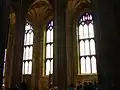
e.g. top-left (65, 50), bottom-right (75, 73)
top-left (10, 4), bottom-right (25, 88)
top-left (32, 24), bottom-right (44, 90)
top-left (31, 27), bottom-right (40, 90)
top-left (66, 10), bottom-right (76, 85)
top-left (0, 0), bottom-right (9, 88)
top-left (53, 0), bottom-right (68, 90)
top-left (92, 0), bottom-right (120, 90)
top-left (5, 13), bottom-right (16, 88)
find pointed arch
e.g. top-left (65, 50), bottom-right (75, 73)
top-left (22, 23), bottom-right (34, 74)
top-left (45, 20), bottom-right (54, 75)
top-left (78, 12), bottom-right (97, 74)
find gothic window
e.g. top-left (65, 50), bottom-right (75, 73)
top-left (2, 49), bottom-right (7, 86)
top-left (78, 12), bottom-right (97, 74)
top-left (45, 21), bottom-right (53, 75)
top-left (22, 23), bottom-right (34, 74)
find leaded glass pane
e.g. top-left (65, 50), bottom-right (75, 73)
top-left (46, 60), bottom-right (50, 75)
top-left (51, 44), bottom-right (53, 58)
top-left (81, 57), bottom-right (85, 74)
top-left (86, 57), bottom-right (91, 73)
top-left (29, 46), bottom-right (33, 59)
top-left (85, 40), bottom-right (90, 55)
top-left (28, 61), bottom-right (32, 74)
top-left (51, 29), bottom-right (53, 42)
top-left (24, 34), bottom-right (27, 45)
top-left (89, 23), bottom-right (94, 38)
top-left (51, 60), bottom-right (53, 74)
top-left (89, 15), bottom-right (92, 20)
top-left (25, 24), bottom-right (30, 30)
top-left (26, 33), bottom-right (30, 45)
top-left (23, 48), bottom-right (26, 60)
top-left (90, 39), bottom-right (96, 55)
top-left (91, 56), bottom-right (97, 73)
top-left (51, 21), bottom-right (53, 26)
top-left (30, 32), bottom-right (34, 44)
top-left (26, 47), bottom-right (29, 60)
top-left (25, 61), bottom-right (28, 74)
top-left (22, 62), bottom-right (25, 74)
top-left (47, 30), bottom-right (51, 43)
top-left (79, 25), bottom-right (84, 39)
top-left (84, 24), bottom-right (89, 38)
top-left (80, 40), bottom-right (85, 56)
top-left (46, 44), bottom-right (51, 58)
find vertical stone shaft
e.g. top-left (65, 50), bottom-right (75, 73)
top-left (10, 6), bottom-right (25, 88)
top-left (53, 0), bottom-right (67, 90)
top-left (66, 11), bottom-right (75, 85)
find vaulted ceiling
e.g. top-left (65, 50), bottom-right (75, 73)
top-left (10, 0), bottom-right (90, 27)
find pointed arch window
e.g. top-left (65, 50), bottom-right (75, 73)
top-left (22, 23), bottom-right (34, 75)
top-left (2, 49), bottom-right (7, 87)
top-left (78, 13), bottom-right (97, 74)
top-left (45, 21), bottom-right (53, 75)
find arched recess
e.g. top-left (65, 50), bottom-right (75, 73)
top-left (70, 1), bottom-right (98, 83)
top-left (65, 0), bottom-right (95, 85)
top-left (4, 6), bottom-right (16, 88)
top-left (23, 0), bottom-right (54, 89)
top-left (78, 12), bottom-right (97, 74)
top-left (75, 5), bottom-right (92, 76)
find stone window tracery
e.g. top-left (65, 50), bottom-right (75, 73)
top-left (22, 23), bottom-right (33, 74)
top-left (45, 21), bottom-right (53, 75)
top-left (78, 12), bottom-right (97, 74)
top-left (2, 49), bottom-right (7, 86)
